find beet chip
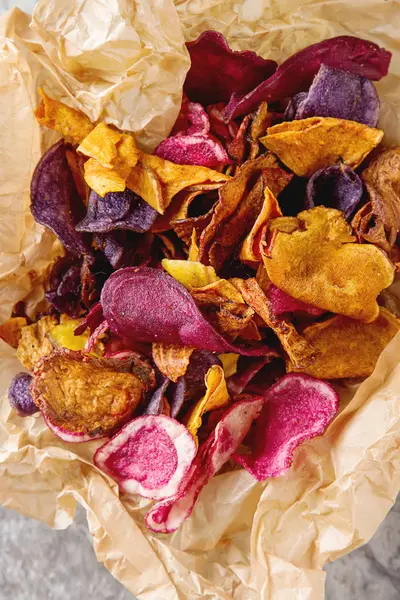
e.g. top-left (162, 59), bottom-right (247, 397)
top-left (145, 396), bottom-right (264, 533)
top-left (76, 189), bottom-right (157, 233)
top-left (234, 374), bottom-right (339, 480)
top-left (94, 414), bottom-right (197, 499)
top-left (30, 140), bottom-right (90, 254)
top-left (184, 30), bottom-right (277, 105)
top-left (223, 36), bottom-right (391, 120)
top-left (287, 65), bottom-right (380, 127)
top-left (305, 164), bottom-right (363, 219)
top-left (31, 350), bottom-right (147, 442)
top-left (101, 267), bottom-right (275, 356)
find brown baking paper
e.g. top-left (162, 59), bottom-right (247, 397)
top-left (0, 1), bottom-right (400, 598)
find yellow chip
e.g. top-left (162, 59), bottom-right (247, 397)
top-left (83, 158), bottom-right (127, 196)
top-left (185, 365), bottom-right (230, 441)
top-left (260, 117), bottom-right (383, 177)
top-left (162, 259), bottom-right (219, 289)
top-left (49, 318), bottom-right (90, 352)
top-left (218, 353), bottom-right (239, 378)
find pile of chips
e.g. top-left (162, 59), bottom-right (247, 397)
top-left (4, 31), bottom-right (400, 533)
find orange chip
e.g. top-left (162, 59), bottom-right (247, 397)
top-left (16, 316), bottom-right (58, 371)
top-left (152, 343), bottom-right (194, 383)
top-left (233, 277), bottom-right (317, 369)
top-left (0, 317), bottom-right (27, 348)
top-left (35, 88), bottom-right (94, 144)
top-left (264, 206), bottom-right (394, 322)
top-left (83, 158), bottom-right (127, 196)
top-left (260, 117), bottom-right (383, 177)
top-left (288, 308), bottom-right (400, 379)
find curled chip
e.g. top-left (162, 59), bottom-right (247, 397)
top-left (199, 154), bottom-right (293, 270)
top-left (185, 365), bottom-right (230, 441)
top-left (155, 100), bottom-right (230, 168)
top-left (34, 88), bottom-right (94, 144)
top-left (260, 117), bottom-right (383, 178)
top-left (234, 374), bottom-right (339, 480)
top-left (184, 30), bottom-right (277, 106)
top-left (264, 207), bottom-right (394, 322)
top-left (152, 343), bottom-right (194, 383)
top-left (8, 373), bottom-right (38, 417)
top-left (30, 140), bottom-right (90, 254)
top-left (16, 316), bottom-right (58, 371)
top-left (352, 147), bottom-right (400, 252)
top-left (240, 187), bottom-right (282, 265)
top-left (218, 353), bottom-right (239, 378)
top-left (94, 414), bottom-right (197, 499)
top-left (223, 36), bottom-right (391, 120)
top-left (77, 123), bottom-right (139, 171)
top-left (288, 308), bottom-right (400, 379)
top-left (162, 259), bottom-right (219, 288)
top-left (31, 350), bottom-right (146, 442)
top-left (227, 356), bottom-right (272, 396)
top-left (288, 65), bottom-right (380, 127)
top-left (305, 164), bottom-right (363, 219)
top-left (76, 189), bottom-right (157, 233)
top-left (101, 267), bottom-right (275, 356)
top-left (265, 282), bottom-right (325, 317)
top-left (233, 278), bottom-right (317, 370)
top-left (145, 395), bottom-right (264, 533)
top-left (0, 317), bottom-right (27, 348)
top-left (144, 375), bottom-right (171, 416)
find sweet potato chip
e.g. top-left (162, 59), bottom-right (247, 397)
top-left (83, 158), bottom-right (127, 196)
top-left (31, 350), bottom-right (145, 441)
top-left (233, 278), bottom-right (317, 370)
top-left (0, 317), bottom-right (27, 348)
top-left (199, 154), bottom-right (292, 270)
top-left (288, 307), bottom-right (400, 379)
top-left (162, 259), bottom-right (219, 288)
top-left (265, 207), bottom-right (394, 322)
top-left (352, 148), bottom-right (400, 252)
top-left (240, 187), bottom-right (282, 265)
top-left (185, 365), bottom-right (230, 441)
top-left (34, 88), bottom-right (94, 144)
top-left (218, 353), bottom-right (239, 378)
top-left (77, 123), bottom-right (139, 171)
top-left (261, 117), bottom-right (383, 177)
top-left (16, 316), bottom-right (58, 372)
top-left (170, 185), bottom-right (221, 245)
top-left (152, 343), bottom-right (194, 383)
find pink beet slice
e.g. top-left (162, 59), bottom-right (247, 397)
top-left (101, 267), bottom-right (275, 356)
top-left (223, 35), bottom-right (391, 120)
top-left (233, 373), bottom-right (339, 480)
top-left (94, 415), bottom-right (197, 499)
top-left (145, 396), bottom-right (264, 533)
top-left (267, 284), bottom-right (325, 317)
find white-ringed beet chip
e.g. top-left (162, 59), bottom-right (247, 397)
top-left (145, 396), bottom-right (264, 533)
top-left (233, 373), bottom-right (339, 480)
top-left (94, 415), bottom-right (197, 500)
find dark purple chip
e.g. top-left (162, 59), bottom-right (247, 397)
top-left (76, 189), bottom-right (157, 234)
top-left (305, 164), bottom-right (363, 219)
top-left (8, 373), bottom-right (38, 417)
top-left (30, 140), bottom-right (90, 254)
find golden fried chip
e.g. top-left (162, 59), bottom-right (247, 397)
top-left (188, 229), bottom-right (200, 261)
top-left (162, 259), bottom-right (219, 288)
top-left (288, 308), bottom-right (400, 379)
top-left (35, 88), bottom-right (94, 144)
top-left (152, 343), bottom-right (194, 383)
top-left (185, 365), bottom-right (230, 441)
top-left (218, 353), bottom-right (239, 377)
top-left (240, 186), bottom-right (282, 264)
top-left (264, 206), bottom-right (394, 322)
top-left (84, 158), bottom-right (127, 196)
top-left (0, 317), bottom-right (27, 348)
top-left (233, 277), bottom-right (317, 369)
top-left (260, 117), bottom-right (383, 177)
top-left (49, 318), bottom-right (90, 352)
top-left (77, 122), bottom-right (139, 171)
top-left (16, 316), bottom-right (58, 371)
top-left (199, 153), bottom-right (292, 270)
top-left (31, 350), bottom-right (144, 437)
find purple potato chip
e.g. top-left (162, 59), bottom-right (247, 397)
top-left (184, 30), bottom-right (277, 105)
top-left (76, 189), bottom-right (157, 234)
top-left (223, 36), bottom-right (391, 121)
top-left (284, 92), bottom-right (308, 121)
top-left (101, 267), bottom-right (276, 356)
top-left (8, 373), bottom-right (38, 416)
top-left (305, 164), bottom-right (363, 219)
top-left (290, 65), bottom-right (380, 127)
top-left (144, 374), bottom-right (171, 416)
top-left (30, 140), bottom-right (90, 254)
top-left (170, 350), bottom-right (221, 418)
top-left (46, 256), bottom-right (83, 317)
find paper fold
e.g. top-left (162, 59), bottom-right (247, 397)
top-left (0, 1), bottom-right (399, 599)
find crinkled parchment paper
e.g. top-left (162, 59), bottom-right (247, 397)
top-left (0, 1), bottom-right (400, 598)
